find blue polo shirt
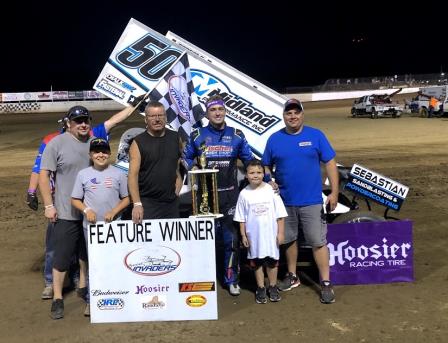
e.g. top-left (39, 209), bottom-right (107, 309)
top-left (262, 126), bottom-right (335, 206)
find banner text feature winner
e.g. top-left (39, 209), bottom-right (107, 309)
top-left (88, 218), bottom-right (217, 323)
top-left (345, 164), bottom-right (409, 211)
top-left (94, 18), bottom-right (183, 106)
top-left (328, 220), bottom-right (413, 285)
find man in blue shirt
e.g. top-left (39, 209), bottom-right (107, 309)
top-left (262, 98), bottom-right (339, 304)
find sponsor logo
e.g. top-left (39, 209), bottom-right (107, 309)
top-left (328, 238), bottom-right (412, 267)
top-left (97, 298), bottom-right (125, 310)
top-left (179, 282), bottom-right (215, 292)
top-left (191, 69), bottom-right (281, 134)
top-left (350, 164), bottom-right (409, 198)
top-left (299, 141), bottom-right (312, 147)
top-left (186, 294), bottom-right (207, 307)
top-left (37, 92), bottom-right (49, 99)
top-left (91, 289), bottom-right (130, 297)
top-left (124, 246), bottom-right (181, 276)
top-left (135, 284), bottom-right (170, 294)
top-left (142, 295), bottom-right (166, 309)
top-left (106, 74), bottom-right (136, 92)
top-left (96, 79), bottom-right (125, 99)
top-left (168, 75), bottom-right (191, 121)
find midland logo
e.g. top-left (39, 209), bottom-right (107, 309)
top-left (191, 69), bottom-right (280, 134)
top-left (168, 75), bottom-right (191, 121)
top-left (124, 246), bottom-right (181, 276)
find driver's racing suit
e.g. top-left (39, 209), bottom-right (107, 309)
top-left (183, 124), bottom-right (253, 286)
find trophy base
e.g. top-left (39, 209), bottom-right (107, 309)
top-left (189, 213), bottom-right (224, 218)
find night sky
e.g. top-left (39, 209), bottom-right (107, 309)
top-left (1, 0), bottom-right (445, 93)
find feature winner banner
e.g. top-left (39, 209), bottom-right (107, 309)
top-left (344, 164), bottom-right (409, 211)
top-left (328, 220), bottom-right (414, 285)
top-left (88, 218), bottom-right (217, 323)
top-left (93, 19), bottom-right (184, 106)
top-left (166, 31), bottom-right (288, 157)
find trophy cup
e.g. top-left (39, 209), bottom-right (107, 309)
top-left (188, 144), bottom-right (222, 218)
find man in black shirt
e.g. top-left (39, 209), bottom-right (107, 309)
top-left (128, 101), bottom-right (183, 222)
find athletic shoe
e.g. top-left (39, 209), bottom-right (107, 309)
top-left (84, 304), bottom-right (90, 317)
top-left (50, 299), bottom-right (64, 320)
top-left (320, 280), bottom-right (335, 304)
top-left (255, 287), bottom-right (268, 304)
top-left (277, 272), bottom-right (301, 291)
top-left (41, 285), bottom-right (53, 300)
top-left (229, 283), bottom-right (241, 296)
top-left (77, 287), bottom-right (88, 301)
top-left (268, 285), bottom-right (281, 302)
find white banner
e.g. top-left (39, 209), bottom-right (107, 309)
top-left (93, 18), bottom-right (184, 106)
top-left (88, 218), bottom-right (217, 323)
top-left (1, 92), bottom-right (37, 102)
top-left (166, 32), bottom-right (288, 157)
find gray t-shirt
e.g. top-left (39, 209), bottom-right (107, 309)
top-left (41, 132), bottom-right (93, 220)
top-left (71, 166), bottom-right (129, 228)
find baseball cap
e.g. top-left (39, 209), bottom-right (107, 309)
top-left (284, 99), bottom-right (304, 112)
top-left (89, 138), bottom-right (111, 153)
top-left (67, 106), bottom-right (91, 121)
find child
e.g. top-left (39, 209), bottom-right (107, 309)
top-left (71, 138), bottom-right (130, 316)
top-left (234, 159), bottom-right (287, 304)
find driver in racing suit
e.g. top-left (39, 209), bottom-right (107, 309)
top-left (182, 95), bottom-right (253, 296)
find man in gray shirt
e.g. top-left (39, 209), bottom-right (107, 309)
top-left (40, 106), bottom-right (95, 320)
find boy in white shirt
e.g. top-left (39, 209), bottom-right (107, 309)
top-left (234, 159), bottom-right (287, 304)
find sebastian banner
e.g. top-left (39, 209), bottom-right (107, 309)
top-left (88, 218), bottom-right (217, 323)
top-left (328, 220), bottom-right (414, 285)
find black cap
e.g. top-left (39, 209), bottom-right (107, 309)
top-left (284, 99), bottom-right (304, 112)
top-left (67, 106), bottom-right (90, 120)
top-left (89, 138), bottom-right (110, 153)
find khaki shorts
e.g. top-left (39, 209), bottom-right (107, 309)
top-left (284, 204), bottom-right (327, 247)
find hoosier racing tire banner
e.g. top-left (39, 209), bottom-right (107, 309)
top-left (328, 220), bottom-right (414, 285)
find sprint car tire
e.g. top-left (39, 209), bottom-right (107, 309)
top-left (371, 109), bottom-right (378, 119)
top-left (332, 211), bottom-right (385, 224)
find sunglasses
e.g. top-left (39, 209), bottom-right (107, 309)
top-left (72, 117), bottom-right (91, 124)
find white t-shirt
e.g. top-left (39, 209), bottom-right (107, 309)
top-left (234, 182), bottom-right (287, 260)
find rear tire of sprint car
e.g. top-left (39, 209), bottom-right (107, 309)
top-left (332, 211), bottom-right (386, 224)
top-left (351, 108), bottom-right (357, 117)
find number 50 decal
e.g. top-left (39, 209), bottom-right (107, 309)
top-left (116, 34), bottom-right (182, 81)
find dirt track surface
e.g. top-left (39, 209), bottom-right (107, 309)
top-left (1, 103), bottom-right (447, 342)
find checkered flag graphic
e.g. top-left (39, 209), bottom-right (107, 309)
top-left (147, 53), bottom-right (205, 142)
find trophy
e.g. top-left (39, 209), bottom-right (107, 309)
top-left (188, 144), bottom-right (222, 218)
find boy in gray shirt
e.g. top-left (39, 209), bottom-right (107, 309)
top-left (71, 138), bottom-right (130, 316)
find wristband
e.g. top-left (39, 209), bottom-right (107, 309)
top-left (44, 204), bottom-right (54, 209)
top-left (263, 174), bottom-right (272, 182)
top-left (83, 207), bottom-right (91, 214)
top-left (133, 202), bottom-right (143, 207)
top-left (28, 188), bottom-right (36, 194)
